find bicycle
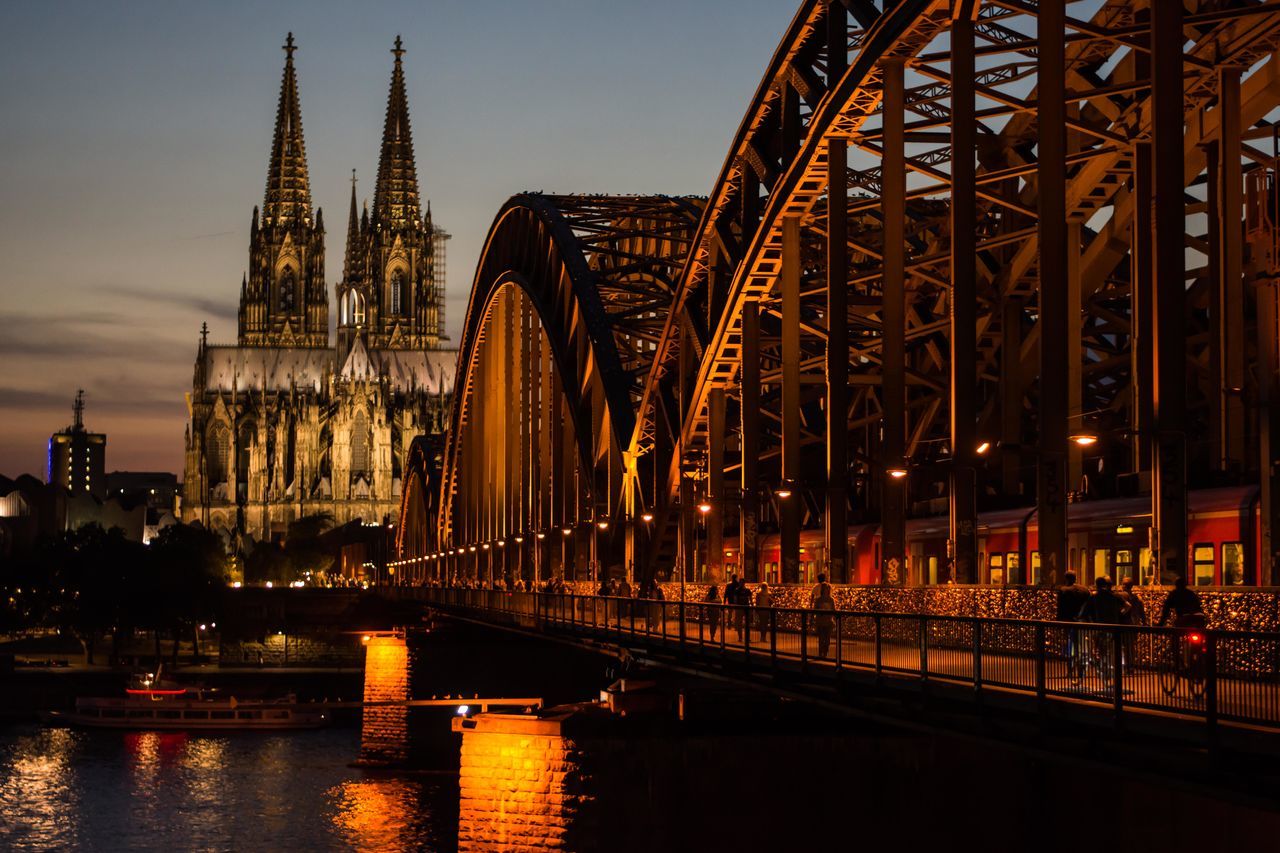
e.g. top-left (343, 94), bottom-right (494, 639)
top-left (1158, 617), bottom-right (1207, 701)
top-left (1069, 627), bottom-right (1115, 692)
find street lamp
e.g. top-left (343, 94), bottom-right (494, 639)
top-left (774, 480), bottom-right (795, 500)
top-left (596, 519), bottom-right (610, 531)
top-left (641, 511), bottom-right (654, 523)
top-left (887, 466), bottom-right (908, 479)
top-left (697, 498), bottom-right (712, 515)
top-left (1070, 432), bottom-right (1099, 447)
top-left (536, 531), bottom-right (547, 540)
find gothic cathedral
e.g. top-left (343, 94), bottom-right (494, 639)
top-left (182, 35), bottom-right (455, 548)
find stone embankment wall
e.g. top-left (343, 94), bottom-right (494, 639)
top-left (219, 632), bottom-right (361, 666)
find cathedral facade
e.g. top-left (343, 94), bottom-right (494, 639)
top-left (182, 35), bottom-right (455, 547)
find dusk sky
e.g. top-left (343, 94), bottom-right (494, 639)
top-left (0, 0), bottom-right (792, 478)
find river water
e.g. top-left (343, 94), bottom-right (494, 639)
top-left (0, 726), bottom-right (455, 852)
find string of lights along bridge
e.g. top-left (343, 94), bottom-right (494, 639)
top-left (393, 0), bottom-right (1280, 596)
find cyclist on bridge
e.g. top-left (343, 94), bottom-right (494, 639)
top-left (1158, 576), bottom-right (1206, 629)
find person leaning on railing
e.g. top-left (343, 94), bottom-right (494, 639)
top-left (755, 581), bottom-right (773, 642)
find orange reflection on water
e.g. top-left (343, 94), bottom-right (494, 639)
top-left (327, 777), bottom-right (423, 853)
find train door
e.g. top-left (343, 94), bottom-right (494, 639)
top-left (1090, 549), bottom-right (1109, 584)
top-left (1222, 542), bottom-right (1245, 585)
top-left (1192, 544), bottom-right (1215, 586)
top-left (1114, 549), bottom-right (1135, 583)
top-left (1005, 552), bottom-right (1021, 585)
top-left (1139, 547), bottom-right (1155, 585)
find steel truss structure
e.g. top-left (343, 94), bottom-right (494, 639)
top-left (403, 0), bottom-right (1280, 590)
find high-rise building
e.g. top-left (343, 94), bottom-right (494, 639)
top-left (182, 34), bottom-right (456, 549)
top-left (47, 390), bottom-right (106, 499)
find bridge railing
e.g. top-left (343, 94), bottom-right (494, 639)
top-left (413, 587), bottom-right (1280, 732)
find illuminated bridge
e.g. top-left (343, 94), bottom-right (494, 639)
top-left (396, 0), bottom-right (1280, 596)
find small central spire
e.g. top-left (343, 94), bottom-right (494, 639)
top-left (392, 34), bottom-right (405, 63)
top-left (283, 32), bottom-right (297, 61)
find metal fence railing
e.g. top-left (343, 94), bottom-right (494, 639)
top-left (403, 587), bottom-right (1280, 733)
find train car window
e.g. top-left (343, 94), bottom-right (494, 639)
top-left (989, 553), bottom-right (1004, 585)
top-left (1092, 550), bottom-right (1108, 584)
top-left (1006, 552), bottom-right (1020, 585)
top-left (1221, 543), bottom-right (1245, 586)
top-left (1115, 550), bottom-right (1135, 583)
top-left (1192, 545), bottom-right (1215, 586)
top-left (1139, 548), bottom-right (1154, 585)
top-left (1030, 552), bottom-right (1041, 586)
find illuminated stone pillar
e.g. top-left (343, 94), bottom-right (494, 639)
top-left (357, 634), bottom-right (409, 766)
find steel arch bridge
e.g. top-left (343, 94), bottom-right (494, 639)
top-left (400, 0), bottom-right (1280, 591)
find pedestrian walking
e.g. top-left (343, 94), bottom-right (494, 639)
top-left (811, 573), bottom-right (836, 658)
top-left (704, 584), bottom-right (721, 642)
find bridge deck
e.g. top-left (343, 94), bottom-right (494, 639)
top-left (402, 588), bottom-right (1280, 741)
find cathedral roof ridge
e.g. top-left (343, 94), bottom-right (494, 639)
top-left (262, 32), bottom-right (313, 227)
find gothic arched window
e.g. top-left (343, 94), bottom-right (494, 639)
top-left (279, 269), bottom-right (297, 313)
top-left (208, 424), bottom-right (231, 484)
top-left (390, 271), bottom-right (404, 315)
top-left (344, 290), bottom-right (366, 326)
top-left (351, 410), bottom-right (370, 476)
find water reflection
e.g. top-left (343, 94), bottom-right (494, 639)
top-left (327, 777), bottom-right (437, 853)
top-left (0, 727), bottom-right (452, 852)
top-left (0, 728), bottom-right (82, 850)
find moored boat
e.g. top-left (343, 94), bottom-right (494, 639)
top-left (45, 667), bottom-right (328, 731)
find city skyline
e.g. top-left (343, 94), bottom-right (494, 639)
top-left (0, 0), bottom-right (791, 477)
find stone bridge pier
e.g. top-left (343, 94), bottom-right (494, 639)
top-left (356, 631), bottom-right (411, 766)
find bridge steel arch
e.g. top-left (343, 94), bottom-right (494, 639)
top-left (629, 0), bottom-right (1280, 589)
top-left (408, 0), bottom-right (1280, 593)
top-left (430, 194), bottom-right (700, 585)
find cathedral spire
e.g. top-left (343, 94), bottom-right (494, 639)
top-left (262, 32), bottom-right (312, 226)
top-left (344, 169), bottom-right (361, 281)
top-left (372, 35), bottom-right (421, 229)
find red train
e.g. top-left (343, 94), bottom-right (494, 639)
top-left (731, 487), bottom-right (1258, 587)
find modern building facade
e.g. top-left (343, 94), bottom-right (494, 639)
top-left (47, 391), bottom-right (106, 499)
top-left (182, 35), bottom-right (456, 549)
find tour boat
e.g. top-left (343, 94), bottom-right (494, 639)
top-left (45, 668), bottom-right (328, 731)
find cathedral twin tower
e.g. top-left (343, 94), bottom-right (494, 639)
top-left (183, 35), bottom-right (457, 549)
top-left (240, 33), bottom-right (445, 352)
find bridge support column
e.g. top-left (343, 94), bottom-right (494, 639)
top-left (949, 8), bottom-right (978, 585)
top-left (1215, 67), bottom-right (1246, 474)
top-left (707, 387), bottom-right (726, 582)
top-left (781, 214), bottom-right (801, 586)
top-left (1151, 0), bottom-right (1188, 582)
top-left (826, 137), bottom-right (849, 585)
top-left (1037, 0), bottom-right (1068, 587)
top-left (880, 57), bottom-right (906, 586)
top-left (740, 299), bottom-right (761, 583)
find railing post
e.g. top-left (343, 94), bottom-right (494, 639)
top-left (1205, 631), bottom-right (1219, 745)
top-left (1113, 628), bottom-right (1124, 727)
top-left (770, 609), bottom-right (778, 668)
top-left (801, 610), bottom-right (809, 672)
top-left (874, 613), bottom-right (883, 684)
top-left (720, 604), bottom-right (727, 658)
top-left (744, 605), bottom-right (752, 666)
top-left (678, 599), bottom-right (686, 658)
top-left (1035, 622), bottom-right (1046, 706)
top-left (920, 616), bottom-right (929, 683)
top-left (973, 619), bottom-right (982, 699)
top-left (835, 612), bottom-right (843, 675)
